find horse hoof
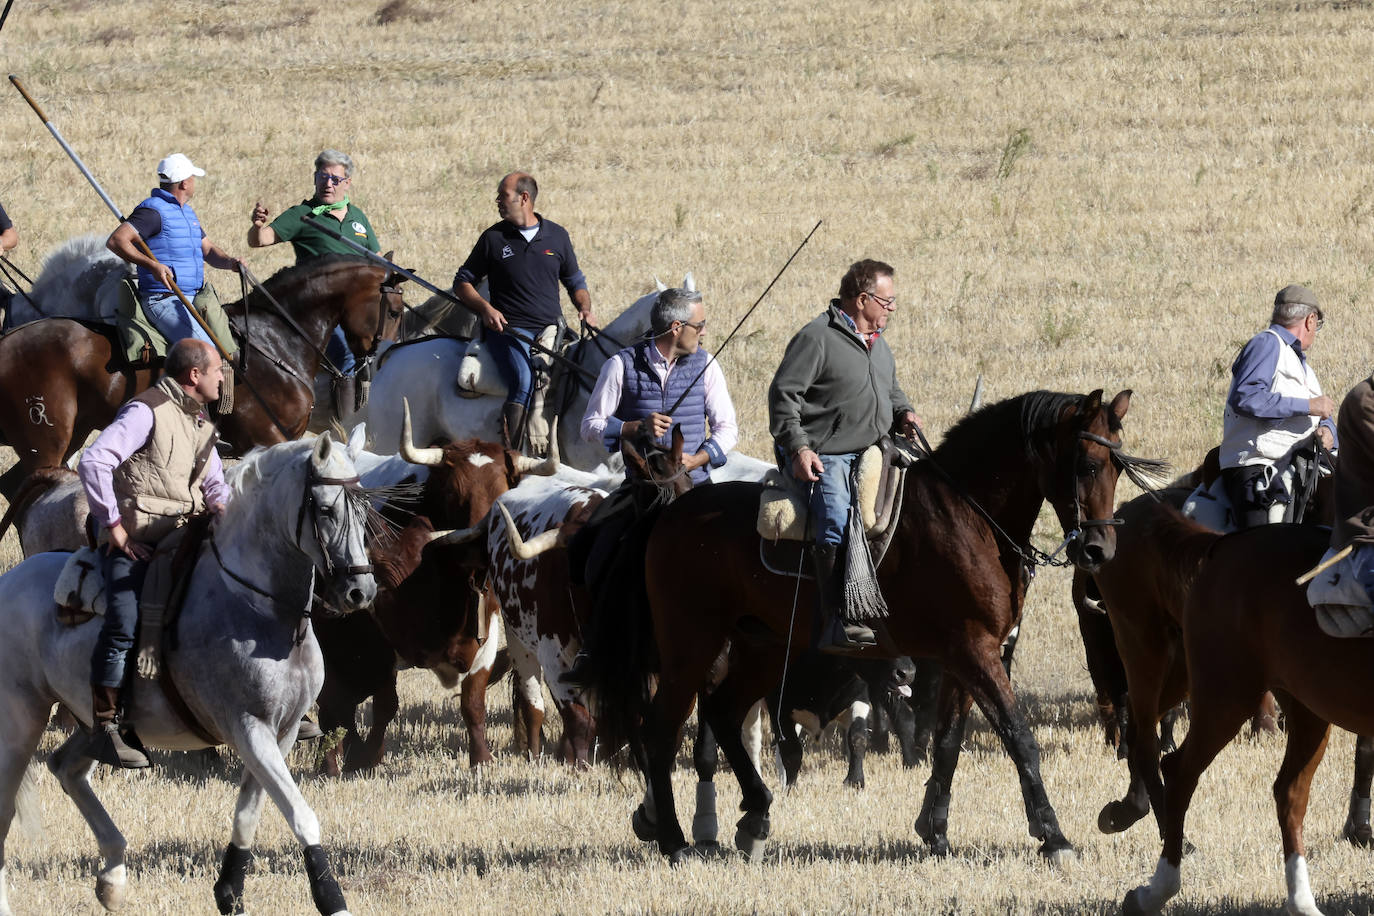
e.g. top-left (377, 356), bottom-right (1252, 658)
top-left (692, 840), bottom-right (727, 860)
top-left (95, 865), bottom-right (127, 911)
top-left (1343, 821), bottom-right (1372, 848)
top-left (1122, 888), bottom-right (1151, 915)
top-left (668, 845), bottom-right (704, 867)
top-left (1040, 839), bottom-right (1078, 868)
top-left (1098, 800), bottom-right (1146, 834)
top-left (733, 826), bottom-right (767, 862)
top-left (631, 805), bottom-right (657, 843)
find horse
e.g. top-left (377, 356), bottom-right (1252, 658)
top-left (0, 433), bottom-right (376, 916)
top-left (1121, 521), bottom-right (1370, 916)
top-left (0, 253), bottom-right (404, 497)
top-left (569, 388), bottom-right (1162, 863)
top-left (358, 275), bottom-right (687, 470)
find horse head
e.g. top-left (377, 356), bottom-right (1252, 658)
top-left (622, 424), bottom-right (692, 510)
top-left (1035, 389), bottom-right (1167, 572)
top-left (303, 432), bottom-right (378, 614)
top-left (337, 252), bottom-right (407, 360)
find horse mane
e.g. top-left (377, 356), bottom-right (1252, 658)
top-left (231, 254), bottom-right (378, 310)
top-left (935, 390), bottom-right (1087, 470)
top-left (226, 439), bottom-right (318, 497)
top-left (1140, 498), bottom-right (1224, 587)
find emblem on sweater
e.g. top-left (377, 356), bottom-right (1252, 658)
top-left (501, 245), bottom-right (514, 259)
top-left (351, 221), bottom-right (367, 237)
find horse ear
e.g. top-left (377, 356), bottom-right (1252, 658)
top-left (670, 425), bottom-right (684, 463)
top-left (313, 431), bottom-right (334, 467)
top-left (1080, 389), bottom-right (1104, 421)
top-left (382, 250), bottom-right (394, 261)
top-left (683, 272), bottom-right (696, 293)
top-left (347, 422), bottom-right (367, 461)
top-left (654, 276), bottom-right (667, 292)
top-left (621, 436), bottom-right (649, 478)
top-left (1108, 390), bottom-right (1133, 430)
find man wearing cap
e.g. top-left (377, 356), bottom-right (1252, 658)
top-left (1220, 284), bottom-right (1337, 529)
top-left (106, 153), bottom-right (242, 349)
top-left (453, 171), bottom-right (593, 449)
top-left (247, 149), bottom-right (379, 377)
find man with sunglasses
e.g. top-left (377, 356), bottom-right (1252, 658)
top-left (1220, 284), bottom-right (1336, 529)
top-left (562, 286), bottom-right (737, 686)
top-left (248, 149), bottom-right (380, 377)
top-left (769, 259), bottom-right (919, 652)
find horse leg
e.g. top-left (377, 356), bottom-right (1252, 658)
top-left (958, 649), bottom-right (1076, 863)
top-left (459, 667), bottom-right (494, 767)
top-left (637, 681), bottom-right (696, 860)
top-left (1343, 734), bottom-right (1374, 847)
top-left (699, 679), bottom-right (775, 862)
top-left (1273, 704), bottom-right (1331, 916)
top-left (690, 715), bottom-right (721, 851)
top-left (1124, 685), bottom-right (1255, 913)
top-left (351, 674), bottom-right (398, 773)
top-left (1, 706), bottom-right (48, 916)
top-left (231, 723), bottom-right (351, 916)
top-left (741, 700), bottom-right (764, 776)
top-left (1101, 647), bottom-right (1168, 835)
top-left (212, 775), bottom-right (269, 915)
top-left (914, 673), bottom-right (972, 858)
top-left (45, 729), bottom-right (131, 910)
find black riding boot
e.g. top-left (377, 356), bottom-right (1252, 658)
top-left (332, 375), bottom-right (358, 425)
top-left (85, 684), bottom-right (150, 769)
top-left (502, 401), bottom-right (527, 451)
top-left (812, 543), bottom-right (875, 653)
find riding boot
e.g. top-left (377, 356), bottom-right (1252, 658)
top-left (332, 375), bottom-right (357, 425)
top-left (85, 684), bottom-right (151, 769)
top-left (501, 401), bottom-right (527, 451)
top-left (561, 647), bottom-right (597, 688)
top-left (811, 543), bottom-right (876, 653)
top-left (296, 716), bottom-right (324, 742)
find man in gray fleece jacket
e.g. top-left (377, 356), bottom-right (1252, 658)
top-left (769, 259), bottom-right (918, 651)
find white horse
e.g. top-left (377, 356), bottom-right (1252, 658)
top-left (0, 434), bottom-right (376, 916)
top-left (9, 233), bottom-right (129, 327)
top-left (358, 275), bottom-right (696, 470)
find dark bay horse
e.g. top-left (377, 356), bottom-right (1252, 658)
top-left (1122, 522), bottom-right (1366, 916)
top-left (0, 255), bottom-right (403, 496)
top-left (585, 389), bottom-right (1161, 863)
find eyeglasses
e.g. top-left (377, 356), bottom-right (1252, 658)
top-left (315, 172), bottom-right (349, 186)
top-left (864, 291), bottom-right (896, 309)
top-left (680, 319), bottom-right (707, 332)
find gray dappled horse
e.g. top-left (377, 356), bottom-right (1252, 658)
top-left (0, 434), bottom-right (376, 916)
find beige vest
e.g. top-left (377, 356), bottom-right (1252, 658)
top-left (111, 375), bottom-right (217, 544)
top-left (1220, 329), bottom-right (1323, 469)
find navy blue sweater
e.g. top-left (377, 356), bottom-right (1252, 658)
top-left (454, 214), bottom-right (587, 330)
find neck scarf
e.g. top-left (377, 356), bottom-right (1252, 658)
top-left (310, 196), bottom-right (350, 217)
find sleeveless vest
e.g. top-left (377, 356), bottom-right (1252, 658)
top-left (615, 343), bottom-right (711, 483)
top-left (1220, 328), bottom-right (1323, 468)
top-left (112, 375), bottom-right (216, 543)
top-left (136, 188), bottom-right (205, 299)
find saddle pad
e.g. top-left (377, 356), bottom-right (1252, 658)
top-left (1307, 545), bottom-right (1374, 638)
top-left (1181, 478), bottom-right (1235, 533)
top-left (54, 547), bottom-right (105, 625)
top-left (756, 446), bottom-right (883, 542)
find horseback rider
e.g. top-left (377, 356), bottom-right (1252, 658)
top-left (1330, 376), bottom-right (1374, 604)
top-left (247, 149), bottom-right (380, 386)
top-left (453, 172), bottom-right (594, 449)
top-left (76, 339), bottom-right (232, 768)
top-left (768, 259), bottom-right (919, 652)
top-left (562, 286), bottom-right (738, 686)
top-left (0, 200), bottom-right (17, 324)
top-left (1220, 284), bottom-right (1336, 529)
top-left (105, 154), bottom-right (243, 352)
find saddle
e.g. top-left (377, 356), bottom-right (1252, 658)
top-left (1306, 545), bottom-right (1374, 638)
top-left (454, 323), bottom-right (576, 456)
top-left (113, 278), bottom-right (236, 369)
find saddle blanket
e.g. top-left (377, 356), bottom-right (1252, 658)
top-left (55, 547), bottom-right (105, 624)
top-left (757, 445), bottom-right (886, 542)
top-left (1307, 545), bottom-right (1374, 639)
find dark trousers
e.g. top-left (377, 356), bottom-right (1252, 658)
top-left (91, 546), bottom-right (148, 688)
top-left (1220, 465), bottom-right (1277, 530)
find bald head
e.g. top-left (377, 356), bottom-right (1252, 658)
top-left (165, 338), bottom-right (215, 382)
top-left (496, 172), bottom-right (538, 227)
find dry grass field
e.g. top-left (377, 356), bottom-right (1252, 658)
top-left (3, 0), bottom-right (1374, 913)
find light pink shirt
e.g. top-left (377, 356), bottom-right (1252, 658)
top-left (581, 343), bottom-right (739, 457)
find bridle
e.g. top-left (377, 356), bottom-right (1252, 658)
top-left (296, 469), bottom-right (375, 580)
top-left (1049, 430), bottom-right (1129, 564)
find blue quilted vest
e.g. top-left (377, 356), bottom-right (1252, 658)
top-left (615, 343), bottom-right (711, 483)
top-left (136, 188), bottom-right (205, 298)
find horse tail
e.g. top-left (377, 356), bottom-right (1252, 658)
top-left (585, 510), bottom-right (663, 769)
top-left (0, 467), bottom-right (75, 545)
top-left (14, 762), bottom-right (45, 841)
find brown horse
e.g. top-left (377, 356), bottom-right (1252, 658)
top-left (1122, 521), bottom-right (1365, 916)
top-left (582, 389), bottom-right (1162, 863)
top-left (0, 255), bottom-right (403, 496)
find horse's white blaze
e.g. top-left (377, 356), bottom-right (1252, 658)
top-left (1284, 853), bottom-right (1321, 916)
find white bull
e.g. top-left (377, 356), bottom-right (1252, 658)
top-left (358, 275), bottom-right (699, 469)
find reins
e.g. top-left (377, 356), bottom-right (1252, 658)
top-left (237, 263), bottom-right (346, 381)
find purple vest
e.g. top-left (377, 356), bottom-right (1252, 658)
top-left (614, 343), bottom-right (710, 483)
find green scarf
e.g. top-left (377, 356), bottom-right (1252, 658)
top-left (310, 196), bottom-right (350, 217)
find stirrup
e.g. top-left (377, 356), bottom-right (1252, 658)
top-left (818, 618), bottom-right (876, 654)
top-left (86, 724), bottom-right (151, 769)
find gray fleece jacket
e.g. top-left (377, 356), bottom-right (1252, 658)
top-left (768, 300), bottom-right (913, 459)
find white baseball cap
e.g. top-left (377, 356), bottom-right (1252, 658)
top-left (156, 153), bottom-right (206, 184)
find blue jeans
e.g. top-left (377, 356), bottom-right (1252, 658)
top-left (486, 328), bottom-right (535, 405)
top-left (91, 547), bottom-right (149, 688)
top-left (141, 291), bottom-right (214, 347)
top-left (785, 451), bottom-right (859, 546)
top-left (325, 325), bottom-right (356, 375)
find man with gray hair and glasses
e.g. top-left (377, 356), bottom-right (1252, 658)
top-left (563, 285), bottom-right (738, 685)
top-left (1220, 284), bottom-right (1337, 530)
top-left (247, 149), bottom-right (381, 377)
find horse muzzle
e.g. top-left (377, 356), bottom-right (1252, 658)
top-left (326, 570), bottom-right (377, 615)
top-left (1067, 526), bottom-right (1117, 572)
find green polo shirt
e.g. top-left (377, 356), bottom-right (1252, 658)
top-left (268, 200), bottom-right (380, 264)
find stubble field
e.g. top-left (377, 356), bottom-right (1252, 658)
top-left (3, 0), bottom-right (1374, 913)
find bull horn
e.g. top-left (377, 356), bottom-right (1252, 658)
top-left (513, 417), bottom-right (560, 477)
top-left (428, 522), bottom-right (487, 546)
top-left (968, 374), bottom-right (984, 413)
top-left (400, 397), bottom-right (445, 466)
top-left (498, 502), bottom-right (564, 560)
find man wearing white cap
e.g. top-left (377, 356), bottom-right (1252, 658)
top-left (106, 153), bottom-right (242, 349)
